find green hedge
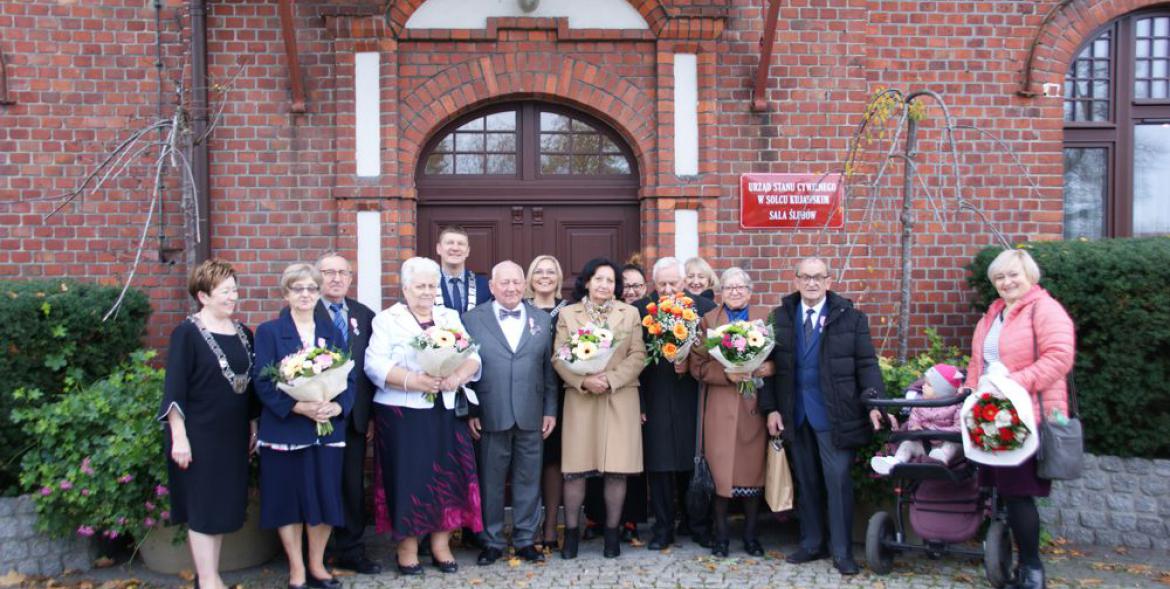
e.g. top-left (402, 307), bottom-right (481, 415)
top-left (967, 238), bottom-right (1170, 459)
top-left (0, 280), bottom-right (151, 495)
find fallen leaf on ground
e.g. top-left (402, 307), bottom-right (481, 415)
top-left (1078, 579), bottom-right (1103, 587)
top-left (93, 557), bottom-right (116, 569)
top-left (331, 570), bottom-right (355, 578)
top-left (177, 569), bottom-right (196, 582)
top-left (468, 579), bottom-right (484, 585)
top-left (1114, 546), bottom-right (1129, 555)
top-left (0, 572), bottom-right (26, 588)
top-left (507, 557), bottom-right (521, 567)
top-left (629, 538), bottom-right (645, 547)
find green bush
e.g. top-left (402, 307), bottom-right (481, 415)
top-left (967, 238), bottom-right (1170, 459)
top-left (853, 329), bottom-right (969, 507)
top-left (0, 280), bottom-right (151, 495)
top-left (11, 350), bottom-right (169, 541)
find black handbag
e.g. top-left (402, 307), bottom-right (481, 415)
top-left (453, 386), bottom-right (479, 420)
top-left (686, 385), bottom-right (715, 522)
top-left (1031, 307), bottom-right (1084, 481)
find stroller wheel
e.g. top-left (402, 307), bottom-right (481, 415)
top-left (865, 511), bottom-right (896, 575)
top-left (984, 519), bottom-right (1013, 588)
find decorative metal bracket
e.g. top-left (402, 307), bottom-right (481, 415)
top-left (751, 0), bottom-right (781, 112)
top-left (278, 0), bottom-right (307, 113)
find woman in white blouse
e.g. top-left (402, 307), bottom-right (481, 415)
top-left (365, 257), bottom-right (482, 576)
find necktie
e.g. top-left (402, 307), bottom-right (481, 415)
top-left (803, 309), bottom-right (816, 341)
top-left (330, 302), bottom-right (348, 346)
top-left (498, 307), bottom-right (521, 320)
top-left (450, 277), bottom-right (464, 313)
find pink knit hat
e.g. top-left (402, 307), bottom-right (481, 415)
top-left (924, 364), bottom-right (964, 397)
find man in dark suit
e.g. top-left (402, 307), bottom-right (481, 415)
top-left (634, 257), bottom-right (716, 550)
top-left (435, 225), bottom-right (492, 315)
top-left (760, 257), bottom-right (888, 576)
top-left (463, 261), bottom-right (558, 566)
top-left (315, 253), bottom-right (381, 575)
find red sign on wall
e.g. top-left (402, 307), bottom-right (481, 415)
top-left (739, 173), bottom-right (845, 229)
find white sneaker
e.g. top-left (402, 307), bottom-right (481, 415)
top-left (870, 456), bottom-right (899, 475)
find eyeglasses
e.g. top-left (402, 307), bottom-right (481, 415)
top-left (796, 274), bottom-right (829, 284)
top-left (321, 269), bottom-right (352, 278)
top-left (289, 285), bottom-right (320, 294)
top-left (721, 285), bottom-right (749, 293)
top-left (626, 283), bottom-right (646, 290)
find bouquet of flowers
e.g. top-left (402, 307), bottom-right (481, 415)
top-left (265, 340), bottom-right (353, 436)
top-left (959, 370), bottom-right (1039, 466)
top-left (703, 319), bottom-right (775, 397)
top-left (556, 323), bottom-right (617, 376)
top-left (641, 292), bottom-right (701, 365)
top-left (410, 325), bottom-right (479, 402)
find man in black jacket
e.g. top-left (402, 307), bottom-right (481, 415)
top-left (316, 253), bottom-right (381, 574)
top-left (760, 257), bottom-right (887, 576)
top-left (634, 257), bottom-right (716, 550)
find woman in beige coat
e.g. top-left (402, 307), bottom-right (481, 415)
top-left (690, 267), bottom-right (775, 558)
top-left (553, 257), bottom-right (646, 560)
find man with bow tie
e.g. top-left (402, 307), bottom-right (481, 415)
top-left (462, 261), bottom-right (558, 566)
top-left (314, 252), bottom-right (381, 575)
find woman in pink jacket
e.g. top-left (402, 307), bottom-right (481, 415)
top-left (966, 249), bottom-right (1075, 589)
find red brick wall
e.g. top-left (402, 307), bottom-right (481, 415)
top-left (1, 0), bottom-right (1159, 356)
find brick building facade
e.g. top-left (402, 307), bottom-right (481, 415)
top-left (1, 0), bottom-right (1165, 353)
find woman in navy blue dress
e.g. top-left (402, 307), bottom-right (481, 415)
top-left (159, 259), bottom-right (256, 589)
top-left (254, 263), bottom-right (355, 589)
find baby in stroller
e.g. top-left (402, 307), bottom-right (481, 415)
top-left (870, 364), bottom-right (965, 475)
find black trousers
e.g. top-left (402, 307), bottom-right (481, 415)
top-left (647, 470), bottom-right (708, 539)
top-left (328, 421), bottom-right (368, 558)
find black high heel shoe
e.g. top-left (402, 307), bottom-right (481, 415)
top-left (430, 557), bottom-right (458, 574)
top-left (743, 537), bottom-right (764, 557)
top-left (711, 539), bottom-right (730, 558)
top-left (395, 558), bottom-right (423, 576)
top-left (603, 526), bottom-right (621, 558)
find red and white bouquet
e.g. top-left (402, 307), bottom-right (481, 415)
top-left (641, 292), bottom-right (701, 365)
top-left (703, 320), bottom-right (775, 397)
top-left (410, 326), bottom-right (479, 402)
top-left (556, 323), bottom-right (616, 376)
top-left (959, 370), bottom-right (1039, 466)
top-left (265, 339), bottom-right (353, 436)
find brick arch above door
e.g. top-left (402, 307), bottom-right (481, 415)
top-left (398, 53), bottom-right (657, 197)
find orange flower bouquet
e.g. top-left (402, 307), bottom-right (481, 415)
top-left (641, 292), bottom-right (701, 366)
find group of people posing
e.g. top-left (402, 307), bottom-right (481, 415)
top-left (162, 225), bottom-right (1073, 589)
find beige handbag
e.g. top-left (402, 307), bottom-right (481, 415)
top-left (764, 437), bottom-right (794, 512)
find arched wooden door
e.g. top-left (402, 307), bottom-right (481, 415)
top-left (417, 102), bottom-right (640, 296)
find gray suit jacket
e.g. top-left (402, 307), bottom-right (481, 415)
top-left (464, 301), bottom-right (558, 432)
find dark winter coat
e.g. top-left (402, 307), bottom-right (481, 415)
top-left (760, 291), bottom-right (884, 450)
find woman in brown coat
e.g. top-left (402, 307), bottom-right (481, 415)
top-left (690, 267), bottom-right (775, 558)
top-left (553, 257), bottom-right (646, 560)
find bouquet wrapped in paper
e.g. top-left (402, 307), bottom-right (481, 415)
top-left (641, 292), bottom-right (701, 366)
top-left (556, 323), bottom-right (617, 376)
top-left (960, 368), bottom-right (1038, 467)
top-left (703, 319), bottom-right (775, 397)
top-left (409, 325), bottom-right (479, 402)
top-left (266, 340), bottom-right (353, 436)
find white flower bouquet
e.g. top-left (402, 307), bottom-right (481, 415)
top-left (703, 320), bottom-right (775, 397)
top-left (410, 325), bottom-right (479, 401)
top-left (556, 323), bottom-right (617, 376)
top-left (265, 339), bottom-right (353, 436)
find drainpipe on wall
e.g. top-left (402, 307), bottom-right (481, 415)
top-left (189, 0), bottom-right (211, 264)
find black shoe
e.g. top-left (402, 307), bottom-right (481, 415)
top-left (711, 539), bottom-right (730, 558)
top-left (1011, 565), bottom-right (1046, 589)
top-left (395, 559), bottom-right (423, 576)
top-left (307, 576), bottom-right (342, 589)
top-left (743, 538), bottom-right (764, 557)
top-left (431, 557), bottom-right (458, 574)
top-left (476, 547), bottom-right (504, 566)
top-left (515, 545), bottom-right (545, 563)
top-left (785, 547), bottom-right (829, 564)
top-left (603, 527), bottom-right (621, 558)
top-left (332, 555), bottom-right (382, 575)
top-left (647, 535), bottom-right (673, 550)
top-left (834, 557), bottom-right (860, 576)
top-left (561, 528), bottom-right (580, 559)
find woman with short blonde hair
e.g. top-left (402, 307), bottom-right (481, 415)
top-left (684, 257), bottom-right (719, 301)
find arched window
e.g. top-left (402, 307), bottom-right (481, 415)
top-left (1063, 10), bottom-right (1170, 238)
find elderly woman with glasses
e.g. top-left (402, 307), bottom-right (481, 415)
top-left (365, 257), bottom-right (483, 575)
top-left (253, 263), bottom-right (355, 589)
top-left (690, 267), bottom-right (774, 558)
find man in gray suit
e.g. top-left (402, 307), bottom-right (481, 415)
top-left (464, 261), bottom-right (559, 566)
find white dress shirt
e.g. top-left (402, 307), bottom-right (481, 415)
top-left (800, 297), bottom-right (827, 333)
top-left (493, 301), bottom-right (527, 352)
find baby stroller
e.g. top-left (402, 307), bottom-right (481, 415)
top-left (863, 392), bottom-right (1012, 588)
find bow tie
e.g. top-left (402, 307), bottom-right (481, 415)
top-left (498, 308), bottom-right (521, 320)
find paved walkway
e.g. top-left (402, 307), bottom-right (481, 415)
top-left (45, 520), bottom-right (1169, 589)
